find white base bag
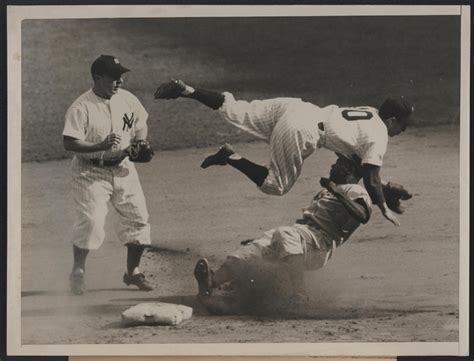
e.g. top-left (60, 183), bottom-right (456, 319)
top-left (121, 302), bottom-right (193, 326)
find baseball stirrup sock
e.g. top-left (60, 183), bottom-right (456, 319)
top-left (127, 245), bottom-right (144, 275)
top-left (185, 88), bottom-right (225, 110)
top-left (227, 158), bottom-right (269, 187)
top-left (72, 245), bottom-right (89, 270)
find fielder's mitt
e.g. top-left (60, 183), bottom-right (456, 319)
top-left (383, 182), bottom-right (412, 214)
top-left (154, 79), bottom-right (187, 99)
top-left (127, 140), bottom-right (154, 163)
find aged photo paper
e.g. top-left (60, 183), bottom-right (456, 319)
top-left (7, 4), bottom-right (469, 357)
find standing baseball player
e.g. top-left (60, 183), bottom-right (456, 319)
top-left (193, 155), bottom-right (412, 312)
top-left (63, 55), bottom-right (155, 295)
top-left (154, 80), bottom-right (414, 226)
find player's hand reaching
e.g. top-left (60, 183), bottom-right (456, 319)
top-left (100, 133), bottom-right (121, 150)
top-left (382, 207), bottom-right (400, 226)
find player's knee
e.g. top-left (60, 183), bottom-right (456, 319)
top-left (88, 220), bottom-right (106, 245)
top-left (271, 227), bottom-right (290, 248)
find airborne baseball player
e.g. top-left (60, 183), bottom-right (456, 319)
top-left (63, 55), bottom-right (155, 295)
top-left (154, 80), bottom-right (415, 226)
top-left (192, 155), bottom-right (412, 313)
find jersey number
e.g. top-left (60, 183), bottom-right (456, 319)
top-left (342, 109), bottom-right (373, 121)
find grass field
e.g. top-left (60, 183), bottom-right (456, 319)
top-left (21, 16), bottom-right (460, 161)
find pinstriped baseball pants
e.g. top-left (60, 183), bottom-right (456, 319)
top-left (227, 114), bottom-right (321, 195)
top-left (261, 112), bottom-right (321, 195)
top-left (220, 96), bottom-right (323, 196)
top-left (69, 157), bottom-right (151, 250)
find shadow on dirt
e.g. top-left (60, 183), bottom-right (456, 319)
top-left (21, 304), bottom-right (129, 318)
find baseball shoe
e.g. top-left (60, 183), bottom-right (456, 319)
top-left (123, 272), bottom-right (154, 291)
top-left (69, 268), bottom-right (85, 295)
top-left (200, 143), bottom-right (234, 169)
top-left (194, 258), bottom-right (214, 297)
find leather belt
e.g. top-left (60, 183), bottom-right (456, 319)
top-left (318, 122), bottom-right (325, 131)
top-left (89, 158), bottom-right (123, 167)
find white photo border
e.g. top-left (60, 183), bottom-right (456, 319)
top-left (7, 4), bottom-right (470, 357)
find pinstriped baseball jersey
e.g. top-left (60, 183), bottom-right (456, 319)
top-left (219, 92), bottom-right (388, 195)
top-left (302, 183), bottom-right (372, 246)
top-left (63, 88), bottom-right (148, 161)
top-left (321, 105), bottom-right (388, 166)
top-left (63, 88), bottom-right (151, 250)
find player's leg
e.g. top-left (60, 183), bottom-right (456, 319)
top-left (201, 96), bottom-right (285, 185)
top-left (194, 230), bottom-right (275, 297)
top-left (201, 143), bottom-right (269, 186)
top-left (69, 162), bottom-right (113, 295)
top-left (283, 254), bottom-right (307, 302)
top-left (201, 127), bottom-right (314, 193)
top-left (125, 242), bottom-right (147, 278)
top-left (111, 162), bottom-right (153, 291)
top-left (259, 116), bottom-right (319, 195)
top-left (69, 245), bottom-right (89, 295)
top-left (269, 226), bottom-right (310, 300)
top-left (194, 258), bottom-right (214, 298)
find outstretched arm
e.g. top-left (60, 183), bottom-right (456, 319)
top-left (361, 164), bottom-right (399, 226)
top-left (319, 178), bottom-right (370, 224)
top-left (154, 79), bottom-right (224, 110)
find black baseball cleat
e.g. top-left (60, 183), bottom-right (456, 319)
top-left (123, 272), bottom-right (154, 291)
top-left (194, 258), bottom-right (214, 297)
top-left (69, 269), bottom-right (85, 296)
top-left (200, 143), bottom-right (235, 168)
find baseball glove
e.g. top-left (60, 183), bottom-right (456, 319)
top-left (126, 140), bottom-right (154, 163)
top-left (383, 182), bottom-right (412, 214)
top-left (154, 79), bottom-right (187, 99)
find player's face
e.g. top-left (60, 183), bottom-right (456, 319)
top-left (95, 74), bottom-right (124, 99)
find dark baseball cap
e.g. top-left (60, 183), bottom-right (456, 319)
top-left (379, 96), bottom-right (415, 124)
top-left (90, 55), bottom-right (130, 78)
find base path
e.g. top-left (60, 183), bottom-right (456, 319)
top-left (19, 126), bottom-right (460, 345)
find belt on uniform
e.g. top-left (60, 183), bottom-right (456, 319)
top-left (318, 122), bottom-right (325, 131)
top-left (89, 158), bottom-right (123, 167)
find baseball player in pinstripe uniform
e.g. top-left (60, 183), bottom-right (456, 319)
top-left (154, 80), bottom-right (414, 227)
top-left (63, 55), bottom-right (153, 295)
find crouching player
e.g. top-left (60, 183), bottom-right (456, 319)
top-left (193, 155), bottom-right (411, 314)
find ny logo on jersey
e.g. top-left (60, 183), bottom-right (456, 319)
top-left (122, 112), bottom-right (135, 131)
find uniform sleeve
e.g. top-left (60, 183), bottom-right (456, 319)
top-left (358, 121), bottom-right (388, 167)
top-left (360, 141), bottom-right (386, 166)
top-left (63, 105), bottom-right (87, 140)
top-left (219, 92), bottom-right (301, 140)
top-left (360, 121), bottom-right (388, 166)
top-left (131, 95), bottom-right (149, 132)
top-left (345, 184), bottom-right (373, 215)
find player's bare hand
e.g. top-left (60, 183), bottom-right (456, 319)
top-left (101, 133), bottom-right (121, 150)
top-left (382, 208), bottom-right (400, 226)
top-left (319, 177), bottom-right (336, 193)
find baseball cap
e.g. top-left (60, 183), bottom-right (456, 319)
top-left (90, 55), bottom-right (130, 78)
top-left (378, 96), bottom-right (415, 125)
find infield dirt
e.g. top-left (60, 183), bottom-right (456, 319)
top-left (21, 126), bottom-right (459, 345)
